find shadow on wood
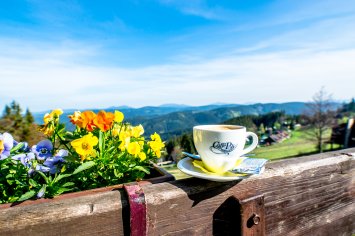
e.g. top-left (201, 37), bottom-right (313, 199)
top-left (213, 196), bottom-right (242, 236)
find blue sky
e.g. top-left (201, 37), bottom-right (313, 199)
top-left (0, 0), bottom-right (354, 112)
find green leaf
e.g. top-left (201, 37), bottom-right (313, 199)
top-left (99, 131), bottom-right (104, 153)
top-left (62, 182), bottom-right (75, 187)
top-left (73, 161), bottom-right (96, 175)
top-left (106, 145), bottom-right (116, 153)
top-left (5, 173), bottom-right (13, 179)
top-left (133, 166), bottom-right (150, 174)
top-left (17, 190), bottom-right (36, 202)
top-left (53, 173), bottom-right (72, 183)
top-left (10, 142), bottom-right (24, 153)
top-left (56, 187), bottom-right (74, 195)
top-left (36, 171), bottom-right (49, 184)
top-left (114, 169), bottom-right (123, 178)
top-left (29, 179), bottom-right (38, 187)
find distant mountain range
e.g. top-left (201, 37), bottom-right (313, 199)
top-left (32, 102), bottom-right (337, 140)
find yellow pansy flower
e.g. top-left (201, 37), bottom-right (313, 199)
top-left (114, 110), bottom-right (124, 123)
top-left (71, 133), bottom-right (98, 161)
top-left (131, 125), bottom-right (144, 138)
top-left (43, 109), bottom-right (63, 124)
top-left (41, 125), bottom-right (55, 136)
top-left (148, 133), bottom-right (165, 158)
top-left (0, 140), bottom-right (4, 154)
top-left (112, 127), bottom-right (120, 137)
top-left (127, 142), bottom-right (141, 156)
top-left (118, 131), bottom-right (130, 151)
top-left (149, 141), bottom-right (164, 158)
top-left (150, 132), bottom-right (162, 142)
top-left (138, 152), bottom-right (146, 161)
top-left (138, 138), bottom-right (145, 148)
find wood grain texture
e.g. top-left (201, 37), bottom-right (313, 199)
top-left (0, 189), bottom-right (128, 236)
top-left (0, 148), bottom-right (354, 236)
top-left (143, 148), bottom-right (355, 236)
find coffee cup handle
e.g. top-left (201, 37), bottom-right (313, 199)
top-left (241, 132), bottom-right (259, 156)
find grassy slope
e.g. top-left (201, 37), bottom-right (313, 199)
top-left (163, 128), bottom-right (341, 179)
top-left (253, 128), bottom-right (340, 160)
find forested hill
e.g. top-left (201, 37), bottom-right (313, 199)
top-left (32, 102), bottom-right (312, 139)
top-left (129, 102), bottom-right (308, 139)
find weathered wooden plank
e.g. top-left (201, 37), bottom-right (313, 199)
top-left (0, 149), bottom-right (353, 236)
top-left (143, 149), bottom-right (355, 236)
top-left (0, 162), bottom-right (174, 236)
top-left (0, 188), bottom-right (128, 236)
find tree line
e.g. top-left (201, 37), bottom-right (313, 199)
top-left (0, 101), bottom-right (44, 145)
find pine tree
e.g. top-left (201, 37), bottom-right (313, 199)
top-left (2, 105), bottom-right (11, 118)
top-left (0, 101), bottom-right (43, 144)
top-left (25, 108), bottom-right (34, 124)
top-left (259, 123), bottom-right (265, 134)
top-left (180, 133), bottom-right (195, 154)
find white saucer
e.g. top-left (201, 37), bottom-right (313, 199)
top-left (177, 158), bottom-right (249, 182)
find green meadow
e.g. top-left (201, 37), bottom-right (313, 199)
top-left (253, 128), bottom-right (339, 160)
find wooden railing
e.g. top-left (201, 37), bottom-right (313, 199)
top-left (0, 148), bottom-right (354, 236)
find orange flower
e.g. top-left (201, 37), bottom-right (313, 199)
top-left (93, 110), bottom-right (115, 132)
top-left (81, 111), bottom-right (97, 132)
top-left (68, 111), bottom-right (83, 126)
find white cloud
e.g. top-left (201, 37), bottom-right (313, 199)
top-left (1, 36), bottom-right (354, 112)
top-left (1, 2), bottom-right (355, 112)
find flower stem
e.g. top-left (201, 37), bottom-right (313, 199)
top-left (54, 128), bottom-right (74, 155)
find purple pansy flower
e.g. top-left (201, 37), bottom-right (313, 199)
top-left (32, 140), bottom-right (53, 161)
top-left (43, 149), bottom-right (68, 174)
top-left (12, 152), bottom-right (36, 168)
top-left (0, 133), bottom-right (14, 160)
top-left (35, 164), bottom-right (50, 173)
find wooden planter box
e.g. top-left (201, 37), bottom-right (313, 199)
top-left (0, 164), bottom-right (174, 236)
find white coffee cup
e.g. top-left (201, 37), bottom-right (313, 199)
top-left (193, 125), bottom-right (258, 174)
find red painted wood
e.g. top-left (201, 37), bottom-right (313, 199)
top-left (124, 184), bottom-right (147, 236)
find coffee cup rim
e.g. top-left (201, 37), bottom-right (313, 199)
top-left (193, 124), bottom-right (246, 131)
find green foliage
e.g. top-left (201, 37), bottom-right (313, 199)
top-left (259, 123), bottom-right (265, 134)
top-left (25, 108), bottom-right (34, 124)
top-left (0, 101), bottom-right (43, 145)
top-left (0, 158), bottom-right (30, 203)
top-left (180, 133), bottom-right (195, 154)
top-left (1, 109), bottom-right (165, 203)
top-left (223, 115), bottom-right (257, 132)
top-left (0, 145), bottom-right (96, 203)
top-left (341, 98), bottom-right (355, 114)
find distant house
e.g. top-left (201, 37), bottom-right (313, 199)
top-left (260, 130), bottom-right (290, 146)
